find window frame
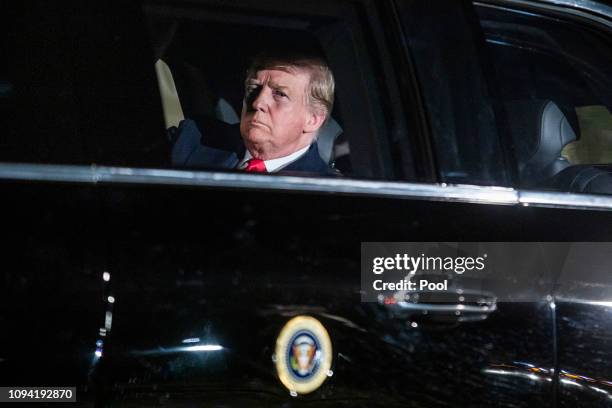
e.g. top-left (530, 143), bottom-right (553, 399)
top-left (3, 0), bottom-right (612, 211)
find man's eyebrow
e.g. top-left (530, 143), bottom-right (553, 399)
top-left (268, 82), bottom-right (290, 92)
top-left (245, 79), bottom-right (291, 94)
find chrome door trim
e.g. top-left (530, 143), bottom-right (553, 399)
top-left (475, 0), bottom-right (612, 29)
top-left (518, 190), bottom-right (612, 210)
top-left (2, 162), bottom-right (612, 211)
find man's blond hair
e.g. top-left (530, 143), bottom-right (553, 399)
top-left (245, 52), bottom-right (335, 122)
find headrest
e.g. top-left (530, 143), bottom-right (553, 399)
top-left (316, 117), bottom-right (343, 165)
top-left (506, 100), bottom-right (577, 186)
top-left (214, 98), bottom-right (240, 125)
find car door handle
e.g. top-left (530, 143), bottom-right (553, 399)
top-left (383, 289), bottom-right (497, 323)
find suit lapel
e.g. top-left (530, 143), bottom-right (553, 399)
top-left (282, 144), bottom-right (326, 173)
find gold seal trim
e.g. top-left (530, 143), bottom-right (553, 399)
top-left (274, 315), bottom-right (333, 395)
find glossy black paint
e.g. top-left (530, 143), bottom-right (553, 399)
top-left (556, 303), bottom-right (612, 407)
top-left (1, 182), bottom-right (611, 406)
top-left (2, 0), bottom-right (612, 405)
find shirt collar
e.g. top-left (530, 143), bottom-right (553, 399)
top-left (238, 145), bottom-right (311, 172)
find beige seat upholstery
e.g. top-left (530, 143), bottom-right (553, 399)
top-left (154, 59), bottom-right (184, 129)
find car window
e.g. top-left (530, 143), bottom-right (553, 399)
top-left (475, 2), bottom-right (612, 194)
top-left (142, 0), bottom-right (418, 181)
top-left (2, 0), bottom-right (423, 182)
top-left (395, 0), bottom-right (513, 187)
top-left (0, 1), bottom-right (168, 167)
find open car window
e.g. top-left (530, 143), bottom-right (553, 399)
top-left (142, 0), bottom-right (415, 180)
top-left (1, 0), bottom-right (418, 182)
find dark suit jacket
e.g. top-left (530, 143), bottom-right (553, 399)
top-left (169, 116), bottom-right (338, 176)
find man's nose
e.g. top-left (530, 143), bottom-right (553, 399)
top-left (249, 88), bottom-right (270, 112)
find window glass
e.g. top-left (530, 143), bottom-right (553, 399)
top-left (475, 3), bottom-right (612, 194)
top-left (563, 106), bottom-right (612, 164)
top-left (0, 3), bottom-right (83, 164)
top-left (395, 0), bottom-right (512, 187)
top-left (0, 0), bottom-right (167, 167)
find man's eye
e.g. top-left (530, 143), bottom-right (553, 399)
top-left (273, 90), bottom-right (287, 98)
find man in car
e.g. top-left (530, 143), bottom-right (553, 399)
top-left (170, 52), bottom-right (338, 176)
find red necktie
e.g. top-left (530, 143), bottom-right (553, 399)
top-left (244, 158), bottom-right (267, 173)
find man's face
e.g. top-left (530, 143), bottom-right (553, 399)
top-left (240, 67), bottom-right (320, 160)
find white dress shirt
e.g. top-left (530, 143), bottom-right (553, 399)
top-left (237, 145), bottom-right (310, 172)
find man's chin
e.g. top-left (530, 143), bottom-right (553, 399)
top-left (241, 129), bottom-right (270, 145)
top-left (242, 137), bottom-right (270, 159)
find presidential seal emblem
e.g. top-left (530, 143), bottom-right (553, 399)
top-left (274, 316), bottom-right (333, 395)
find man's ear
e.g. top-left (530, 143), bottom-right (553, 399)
top-left (303, 109), bottom-right (326, 134)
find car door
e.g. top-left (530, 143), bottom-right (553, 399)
top-left (91, 1), bottom-right (611, 407)
top-left (470, 2), bottom-right (612, 405)
top-left (2, 0), bottom-right (612, 407)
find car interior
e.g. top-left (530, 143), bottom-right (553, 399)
top-left (476, 3), bottom-right (612, 194)
top-left (151, 23), bottom-right (346, 171)
top-left (143, 0), bottom-right (404, 180)
top-left (4, 0), bottom-right (612, 195)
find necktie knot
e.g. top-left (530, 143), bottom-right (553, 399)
top-left (244, 158), bottom-right (267, 173)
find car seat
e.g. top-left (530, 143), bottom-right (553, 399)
top-left (506, 99), bottom-right (612, 194)
top-left (506, 100), bottom-right (576, 188)
top-left (546, 164), bottom-right (612, 194)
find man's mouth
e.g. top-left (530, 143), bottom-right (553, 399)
top-left (249, 120), bottom-right (270, 130)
